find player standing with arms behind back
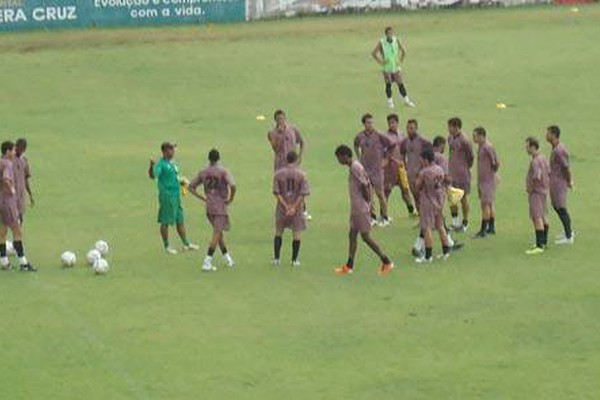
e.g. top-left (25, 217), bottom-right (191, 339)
top-left (447, 117), bottom-right (474, 232)
top-left (371, 26), bottom-right (416, 109)
top-left (472, 127), bottom-right (500, 238)
top-left (525, 137), bottom-right (551, 255)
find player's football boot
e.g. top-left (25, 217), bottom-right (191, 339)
top-left (333, 265), bottom-right (353, 275)
top-left (19, 263), bottom-right (37, 272)
top-left (525, 247), bottom-right (544, 255)
top-left (377, 262), bottom-right (394, 276)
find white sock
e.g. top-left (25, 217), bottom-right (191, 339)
top-left (0, 257), bottom-right (8, 266)
top-left (447, 235), bottom-right (454, 247)
top-left (19, 256), bottom-right (28, 265)
top-left (452, 216), bottom-right (460, 226)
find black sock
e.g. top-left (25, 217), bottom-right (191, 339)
top-left (543, 224), bottom-right (549, 246)
top-left (398, 83), bottom-right (408, 97)
top-left (419, 230), bottom-right (424, 239)
top-left (556, 208), bottom-right (572, 238)
top-left (292, 240), bottom-right (300, 261)
top-left (382, 215), bottom-right (389, 221)
top-left (425, 247), bottom-right (432, 259)
top-left (370, 212), bottom-right (377, 220)
top-left (488, 217), bottom-right (495, 232)
top-left (451, 211), bottom-right (458, 219)
top-left (207, 247), bottom-right (215, 257)
top-left (0, 243), bottom-right (5, 258)
top-left (219, 244), bottom-right (228, 254)
top-left (274, 236), bottom-right (282, 260)
top-left (13, 241), bottom-right (24, 258)
top-left (480, 220), bottom-right (487, 233)
top-left (346, 257), bottom-right (354, 269)
top-left (442, 245), bottom-right (450, 254)
top-left (407, 204), bottom-right (414, 214)
top-left (535, 230), bottom-right (544, 248)
top-left (381, 255), bottom-right (391, 264)
top-left (462, 219), bottom-right (469, 227)
top-left (385, 83), bottom-right (392, 98)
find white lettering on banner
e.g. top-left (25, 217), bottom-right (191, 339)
top-left (94, 0), bottom-right (150, 9)
top-left (0, 8), bottom-right (27, 23)
top-left (130, 8), bottom-right (158, 18)
top-left (32, 6), bottom-right (77, 21)
top-left (174, 5), bottom-right (202, 15)
top-left (162, 0), bottom-right (202, 5)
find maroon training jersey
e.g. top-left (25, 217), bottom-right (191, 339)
top-left (526, 154), bottom-right (550, 195)
top-left (189, 164), bottom-right (235, 215)
top-left (477, 141), bottom-right (499, 186)
top-left (267, 124), bottom-right (303, 171)
top-left (400, 134), bottom-right (432, 182)
top-left (349, 160), bottom-right (371, 215)
top-left (550, 143), bottom-right (570, 184)
top-left (354, 130), bottom-right (391, 176)
top-left (273, 165), bottom-right (310, 215)
top-left (448, 132), bottom-right (474, 183)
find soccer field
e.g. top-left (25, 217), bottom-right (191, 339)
top-left (1, 4), bottom-right (600, 398)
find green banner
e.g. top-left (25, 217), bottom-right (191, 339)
top-left (0, 0), bottom-right (246, 31)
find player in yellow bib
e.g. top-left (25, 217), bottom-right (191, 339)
top-left (371, 26), bottom-right (416, 109)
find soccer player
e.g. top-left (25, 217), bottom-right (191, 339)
top-left (0, 141), bottom-right (36, 272)
top-left (525, 137), bottom-right (551, 255)
top-left (546, 125), bottom-right (574, 245)
top-left (148, 142), bottom-right (199, 255)
top-left (414, 148), bottom-right (450, 263)
top-left (354, 113), bottom-right (393, 226)
top-left (383, 113), bottom-right (416, 217)
top-left (371, 26), bottom-right (415, 109)
top-left (188, 149), bottom-right (236, 271)
top-left (472, 127), bottom-right (500, 238)
top-left (333, 145), bottom-right (394, 276)
top-left (272, 151), bottom-right (310, 267)
top-left (267, 109), bottom-right (310, 219)
top-left (13, 138), bottom-right (33, 224)
top-left (447, 117), bottom-right (474, 232)
top-left (400, 119), bottom-right (431, 211)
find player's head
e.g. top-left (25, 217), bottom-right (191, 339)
top-left (160, 142), bottom-right (176, 159)
top-left (274, 109), bottom-right (286, 127)
top-left (406, 119), bottom-right (418, 138)
top-left (447, 117), bottom-right (462, 136)
top-left (208, 148), bottom-right (220, 164)
top-left (387, 113), bottom-right (399, 131)
top-left (1, 141), bottom-right (15, 158)
top-left (361, 113), bottom-right (374, 131)
top-left (433, 135), bottom-right (446, 153)
top-left (472, 126), bottom-right (486, 144)
top-left (525, 136), bottom-right (539, 155)
top-left (286, 151), bottom-right (298, 165)
top-left (15, 138), bottom-right (27, 156)
top-left (335, 144), bottom-right (353, 165)
top-left (384, 26), bottom-right (394, 41)
top-left (546, 125), bottom-right (560, 144)
top-left (420, 147), bottom-right (435, 166)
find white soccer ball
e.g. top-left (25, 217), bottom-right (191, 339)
top-left (61, 251), bottom-right (77, 268)
top-left (94, 240), bottom-right (109, 256)
top-left (93, 258), bottom-right (109, 275)
top-left (86, 249), bottom-right (102, 266)
top-left (6, 241), bottom-right (15, 256)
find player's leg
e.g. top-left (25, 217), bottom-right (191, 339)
top-left (460, 194), bottom-right (470, 230)
top-left (488, 202), bottom-right (496, 234)
top-left (552, 188), bottom-right (573, 244)
top-left (175, 202), bottom-right (198, 250)
top-left (0, 225), bottom-right (10, 270)
top-left (218, 234), bottom-right (235, 267)
top-left (474, 197), bottom-right (489, 238)
top-left (334, 229), bottom-right (358, 275)
top-left (383, 73), bottom-right (395, 108)
top-left (159, 224), bottom-right (176, 254)
top-left (9, 223), bottom-right (35, 271)
top-left (202, 229), bottom-right (220, 271)
top-left (291, 230), bottom-right (301, 267)
top-left (376, 188), bottom-right (390, 226)
top-left (435, 215), bottom-right (451, 260)
top-left (400, 186), bottom-right (416, 216)
top-left (394, 73), bottom-right (415, 107)
top-left (359, 231), bottom-right (393, 274)
top-left (416, 227), bottom-right (434, 263)
top-left (526, 194), bottom-right (546, 254)
top-left (273, 222), bottom-right (284, 266)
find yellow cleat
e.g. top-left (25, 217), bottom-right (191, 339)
top-left (525, 247), bottom-right (544, 255)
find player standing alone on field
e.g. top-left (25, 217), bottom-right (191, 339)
top-left (0, 141), bottom-right (36, 272)
top-left (472, 127), bottom-right (499, 238)
top-left (447, 117), bottom-right (474, 232)
top-left (189, 149), bottom-right (236, 272)
top-left (149, 142), bottom-right (199, 255)
top-left (371, 26), bottom-right (416, 109)
top-left (546, 125), bottom-right (575, 245)
top-left (333, 145), bottom-right (394, 276)
top-left (272, 151), bottom-right (310, 267)
top-left (14, 138), bottom-right (34, 224)
top-left (525, 137), bottom-right (551, 255)
top-left (267, 110), bottom-right (311, 220)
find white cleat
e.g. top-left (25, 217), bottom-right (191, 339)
top-left (387, 98), bottom-right (395, 109)
top-left (370, 219), bottom-right (379, 227)
top-left (165, 247), bottom-right (178, 255)
top-left (436, 253), bottom-right (450, 261)
top-left (202, 256), bottom-right (216, 272)
top-left (378, 218), bottom-right (391, 227)
top-left (404, 97), bottom-right (416, 108)
top-left (415, 256), bottom-right (433, 264)
top-left (183, 243), bottom-right (199, 251)
top-left (271, 259), bottom-right (281, 267)
top-left (223, 253), bottom-right (235, 268)
top-left (555, 230), bottom-right (576, 240)
top-left (292, 260), bottom-right (301, 268)
top-left (555, 237), bottom-right (574, 245)
top-left (303, 211), bottom-right (312, 221)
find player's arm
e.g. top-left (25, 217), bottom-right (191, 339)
top-left (466, 141), bottom-right (474, 168)
top-left (491, 148), bottom-right (500, 172)
top-left (354, 136), bottom-right (361, 160)
top-left (24, 164), bottom-right (34, 206)
top-left (360, 183), bottom-right (371, 203)
top-left (295, 128), bottom-right (305, 162)
top-left (398, 38), bottom-right (406, 63)
top-left (188, 175), bottom-right (206, 202)
top-left (148, 158), bottom-right (156, 179)
top-left (561, 153), bottom-right (573, 188)
top-left (268, 131), bottom-right (280, 152)
top-left (371, 42), bottom-right (384, 66)
top-left (227, 184), bottom-right (236, 205)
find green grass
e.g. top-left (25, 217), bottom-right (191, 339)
top-left (1, 4), bottom-right (600, 399)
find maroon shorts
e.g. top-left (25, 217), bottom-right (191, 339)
top-left (383, 71), bottom-right (403, 84)
top-left (550, 180), bottom-right (568, 209)
top-left (350, 212), bottom-right (372, 234)
top-left (408, 178), bottom-right (419, 204)
top-left (276, 210), bottom-right (306, 233)
top-left (528, 193), bottom-right (548, 221)
top-left (207, 214), bottom-right (230, 233)
top-left (419, 201), bottom-right (443, 230)
top-left (0, 196), bottom-right (19, 227)
top-left (452, 179), bottom-right (471, 195)
top-left (367, 169), bottom-right (384, 194)
top-left (478, 182), bottom-right (496, 205)
top-left (384, 167), bottom-right (400, 191)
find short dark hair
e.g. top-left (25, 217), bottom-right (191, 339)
top-left (448, 117), bottom-right (462, 129)
top-left (526, 136), bottom-right (539, 150)
top-left (473, 126), bottom-right (487, 138)
top-left (547, 125), bottom-right (560, 139)
top-left (335, 145), bottom-right (353, 158)
top-left (407, 119), bottom-right (418, 128)
top-left (208, 148), bottom-right (220, 163)
top-left (274, 109), bottom-right (285, 120)
top-left (361, 113), bottom-right (373, 124)
top-left (385, 26), bottom-right (393, 34)
top-left (420, 147), bottom-right (435, 163)
top-left (1, 141), bottom-right (14, 156)
top-left (15, 138), bottom-right (27, 149)
top-left (286, 151), bottom-right (298, 164)
top-left (386, 113), bottom-right (399, 123)
top-left (433, 136), bottom-right (446, 148)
